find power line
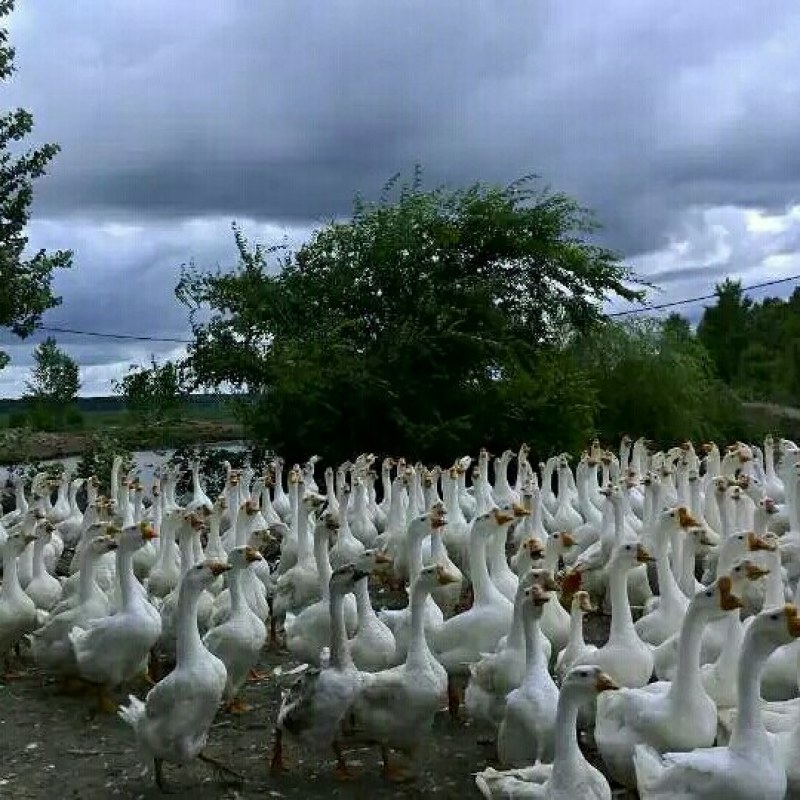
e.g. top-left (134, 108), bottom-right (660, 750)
top-left (22, 272), bottom-right (800, 341)
top-left (608, 273), bottom-right (800, 317)
top-left (34, 325), bottom-right (192, 344)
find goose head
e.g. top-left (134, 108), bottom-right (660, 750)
top-left (748, 604), bottom-right (800, 648)
top-left (330, 562), bottom-right (370, 595)
top-left (87, 534), bottom-right (119, 557)
top-left (185, 559), bottom-right (232, 590)
top-left (563, 664), bottom-right (619, 695)
top-left (227, 544), bottom-right (262, 569)
top-left (572, 589), bottom-right (594, 613)
top-left (4, 528), bottom-right (37, 556)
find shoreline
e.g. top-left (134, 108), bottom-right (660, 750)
top-left (0, 419), bottom-right (247, 465)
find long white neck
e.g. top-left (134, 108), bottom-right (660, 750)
top-left (506, 589), bottom-right (528, 651)
top-left (608, 561), bottom-right (635, 641)
top-left (408, 529), bottom-right (427, 583)
top-left (117, 546), bottom-right (137, 611)
top-left (328, 589), bottom-right (352, 670)
top-left (78, 550), bottom-right (101, 603)
top-left (407, 578), bottom-right (434, 669)
top-left (730, 629), bottom-right (778, 752)
top-left (522, 605), bottom-right (546, 671)
top-left (354, 577), bottom-right (375, 621)
top-left (1, 544), bottom-right (23, 599)
top-left (296, 505), bottom-right (312, 560)
top-left (764, 550), bottom-right (784, 608)
top-left (470, 527), bottom-right (501, 606)
top-left (314, 526), bottom-right (333, 600)
top-left (228, 567), bottom-right (244, 613)
top-left (679, 534), bottom-right (698, 597)
top-left (550, 685), bottom-right (592, 783)
top-left (566, 604), bottom-right (585, 650)
top-left (655, 533), bottom-right (685, 612)
top-left (175, 581), bottom-right (205, 666)
top-left (668, 600), bottom-right (710, 707)
top-left (178, 529), bottom-right (197, 577)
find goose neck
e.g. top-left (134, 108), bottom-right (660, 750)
top-left (469, 526), bottom-right (497, 605)
top-left (551, 686), bottom-right (590, 781)
top-left (78, 551), bottom-right (100, 603)
top-left (567, 605), bottom-right (585, 649)
top-left (354, 577), bottom-right (374, 618)
top-left (730, 627), bottom-right (777, 751)
top-left (228, 567), bottom-right (244, 612)
top-left (296, 507), bottom-right (312, 559)
top-left (507, 590), bottom-right (527, 650)
top-left (314, 526), bottom-right (333, 599)
top-left (328, 589), bottom-right (353, 670)
top-left (116, 546), bottom-right (137, 610)
top-left (668, 601), bottom-right (708, 706)
top-left (608, 562), bottom-right (635, 640)
top-left (176, 581), bottom-right (205, 666)
top-left (1, 544), bottom-right (23, 599)
top-left (407, 579), bottom-right (434, 668)
top-left (523, 606), bottom-right (546, 671)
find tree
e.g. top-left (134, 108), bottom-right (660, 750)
top-left (696, 279), bottom-right (751, 383)
top-left (177, 172), bottom-right (644, 462)
top-left (113, 356), bottom-right (190, 422)
top-left (0, 0), bottom-right (72, 369)
top-left (23, 336), bottom-right (80, 428)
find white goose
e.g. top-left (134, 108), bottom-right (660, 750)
top-left (595, 575), bottom-right (743, 788)
top-left (270, 563), bottom-right (367, 779)
top-left (0, 526), bottom-right (38, 677)
top-left (476, 666), bottom-right (619, 800)
top-left (118, 559), bottom-right (237, 792)
top-left (349, 564), bottom-right (456, 782)
top-left (634, 604), bottom-right (800, 800)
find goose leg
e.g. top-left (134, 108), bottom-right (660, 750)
top-left (381, 745), bottom-right (413, 783)
top-left (333, 740), bottom-right (354, 781)
top-left (269, 728), bottom-right (285, 774)
top-left (197, 751), bottom-right (243, 785)
top-left (447, 675), bottom-right (460, 718)
top-left (154, 758), bottom-right (170, 792)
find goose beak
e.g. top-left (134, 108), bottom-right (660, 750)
top-left (748, 533), bottom-right (775, 552)
top-left (493, 510), bottom-right (515, 525)
top-left (541, 572), bottom-right (560, 592)
top-left (636, 544), bottom-right (654, 563)
top-left (436, 567), bottom-right (460, 586)
top-left (244, 547), bottom-right (263, 563)
top-left (744, 563), bottom-right (771, 580)
top-left (512, 503), bottom-right (530, 518)
top-left (560, 532), bottom-right (576, 548)
top-left (140, 523), bottom-right (157, 541)
top-left (595, 672), bottom-right (619, 692)
top-left (208, 561), bottom-right (232, 577)
top-left (578, 592), bottom-right (594, 613)
top-left (718, 577), bottom-right (744, 611)
top-left (528, 538), bottom-right (545, 557)
top-left (431, 515), bottom-right (448, 529)
top-left (786, 605), bottom-right (800, 638)
top-left (23, 533), bottom-right (37, 544)
top-left (677, 507), bottom-right (701, 528)
top-left (352, 568), bottom-right (370, 582)
top-left (375, 552), bottom-right (392, 565)
top-left (561, 569), bottom-right (582, 593)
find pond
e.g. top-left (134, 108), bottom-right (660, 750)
top-left (0, 440), bottom-right (248, 489)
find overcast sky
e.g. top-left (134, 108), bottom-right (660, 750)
top-left (2, 1), bottom-right (800, 396)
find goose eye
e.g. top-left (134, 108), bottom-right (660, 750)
top-left (771, 613), bottom-right (779, 621)
top-left (705, 590), bottom-right (713, 597)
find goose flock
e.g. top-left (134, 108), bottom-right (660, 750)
top-left (2, 436), bottom-right (800, 797)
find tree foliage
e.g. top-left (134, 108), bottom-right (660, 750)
top-left (113, 357), bottom-right (190, 422)
top-left (697, 282), bottom-right (800, 405)
top-left (0, 0), bottom-right (72, 369)
top-left (178, 173), bottom-right (644, 462)
top-left (24, 336), bottom-right (79, 403)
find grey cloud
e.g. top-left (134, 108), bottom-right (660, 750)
top-left (5, 1), bottom-right (800, 256)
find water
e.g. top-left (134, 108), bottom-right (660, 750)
top-left (0, 440), bottom-right (248, 488)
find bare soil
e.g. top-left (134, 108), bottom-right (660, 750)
top-left (0, 595), bottom-right (635, 799)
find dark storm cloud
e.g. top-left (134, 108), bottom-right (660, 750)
top-left (7, 1), bottom-right (800, 255)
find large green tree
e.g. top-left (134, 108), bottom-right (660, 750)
top-left (177, 173), bottom-right (643, 461)
top-left (697, 279), bottom-right (751, 384)
top-left (0, 0), bottom-right (72, 370)
top-left (23, 335), bottom-right (79, 428)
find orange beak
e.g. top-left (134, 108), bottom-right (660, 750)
top-left (560, 531), bottom-right (576, 548)
top-left (595, 672), bottom-right (619, 692)
top-left (636, 544), bottom-right (654, 563)
top-left (208, 561), bottom-right (233, 577)
top-left (748, 533), bottom-right (776, 552)
top-left (244, 546), bottom-right (263, 563)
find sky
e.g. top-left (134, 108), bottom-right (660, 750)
top-left (2, 1), bottom-right (800, 396)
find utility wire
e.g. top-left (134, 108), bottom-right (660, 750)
top-left (22, 272), bottom-right (800, 340)
top-left (33, 325), bottom-right (192, 344)
top-left (608, 273), bottom-right (800, 317)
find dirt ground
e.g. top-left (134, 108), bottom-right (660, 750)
top-left (0, 601), bottom-right (634, 799)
